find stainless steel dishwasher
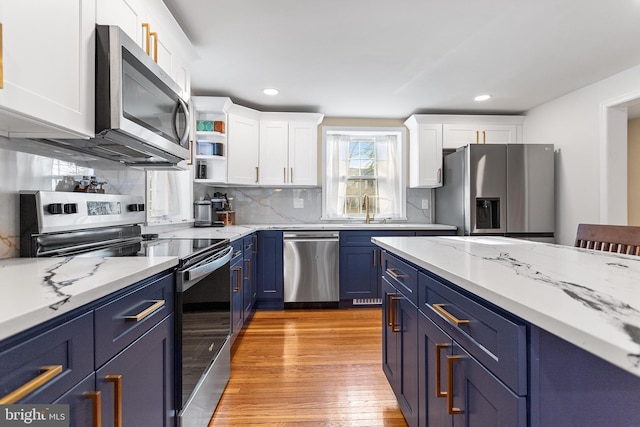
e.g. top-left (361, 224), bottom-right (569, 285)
top-left (283, 231), bottom-right (339, 303)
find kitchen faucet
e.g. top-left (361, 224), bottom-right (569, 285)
top-left (363, 194), bottom-right (372, 224)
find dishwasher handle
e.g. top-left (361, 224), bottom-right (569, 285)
top-left (283, 231), bottom-right (339, 240)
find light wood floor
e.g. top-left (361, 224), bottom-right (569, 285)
top-left (208, 308), bottom-right (408, 426)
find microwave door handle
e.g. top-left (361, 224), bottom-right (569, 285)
top-left (173, 97), bottom-right (191, 146)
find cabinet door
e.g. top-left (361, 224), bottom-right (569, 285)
top-left (256, 231), bottom-right (284, 302)
top-left (227, 114), bottom-right (259, 185)
top-left (419, 311), bottom-right (453, 427)
top-left (382, 277), bottom-right (419, 427)
top-left (53, 373), bottom-right (96, 427)
top-left (96, 0), bottom-right (146, 47)
top-left (339, 246), bottom-right (379, 300)
top-left (243, 234), bottom-right (256, 320)
top-left (288, 121), bottom-right (318, 186)
top-left (0, 0), bottom-right (94, 138)
top-left (451, 344), bottom-right (526, 427)
top-left (443, 124), bottom-right (519, 149)
top-left (259, 120), bottom-right (289, 185)
top-left (409, 123), bottom-right (443, 188)
top-left (97, 314), bottom-right (174, 427)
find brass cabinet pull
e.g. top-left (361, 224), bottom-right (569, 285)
top-left (372, 250), bottom-right (377, 267)
top-left (380, 249), bottom-right (384, 266)
top-left (245, 259), bottom-right (251, 280)
top-left (149, 31), bottom-right (158, 63)
top-left (386, 268), bottom-right (404, 279)
top-left (255, 166), bottom-right (259, 183)
top-left (435, 343), bottom-right (449, 398)
top-left (142, 23), bottom-right (151, 55)
top-left (482, 130), bottom-right (486, 144)
top-left (432, 303), bottom-right (469, 326)
top-left (391, 296), bottom-right (401, 332)
top-left (447, 356), bottom-right (462, 415)
top-left (283, 167), bottom-right (286, 183)
top-left (385, 292), bottom-right (396, 326)
top-left (253, 235), bottom-right (258, 254)
top-left (0, 365), bottom-right (63, 404)
top-left (105, 375), bottom-right (122, 427)
top-left (0, 23), bottom-right (3, 89)
top-left (290, 167), bottom-right (293, 184)
top-left (84, 391), bottom-right (102, 427)
top-left (475, 130), bottom-right (479, 144)
top-left (438, 167), bottom-right (442, 183)
top-left (188, 139), bottom-right (194, 166)
top-left (233, 266), bottom-right (242, 292)
top-left (125, 300), bottom-right (165, 322)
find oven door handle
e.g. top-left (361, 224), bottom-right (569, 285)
top-left (180, 246), bottom-right (233, 291)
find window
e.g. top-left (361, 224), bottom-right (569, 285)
top-left (323, 127), bottom-right (406, 220)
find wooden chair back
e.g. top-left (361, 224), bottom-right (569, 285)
top-left (575, 223), bottom-right (640, 256)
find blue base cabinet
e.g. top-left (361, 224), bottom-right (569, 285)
top-left (243, 233), bottom-right (257, 321)
top-left (256, 230), bottom-right (284, 309)
top-left (231, 239), bottom-right (244, 343)
top-left (0, 271), bottom-right (176, 427)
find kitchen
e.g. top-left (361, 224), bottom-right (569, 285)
top-left (2, 0), bottom-right (640, 426)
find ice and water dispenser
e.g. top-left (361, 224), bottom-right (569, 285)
top-left (476, 198), bottom-right (500, 229)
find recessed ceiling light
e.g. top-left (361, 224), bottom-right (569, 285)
top-left (474, 94), bottom-right (492, 102)
top-left (263, 88), bottom-right (279, 96)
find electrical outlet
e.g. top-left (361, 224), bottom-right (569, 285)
top-left (421, 199), bottom-right (429, 209)
top-left (293, 198), bottom-right (304, 209)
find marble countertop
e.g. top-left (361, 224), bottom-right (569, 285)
top-left (372, 235), bottom-right (640, 377)
top-left (0, 256), bottom-right (178, 342)
top-left (157, 223), bottom-right (456, 241)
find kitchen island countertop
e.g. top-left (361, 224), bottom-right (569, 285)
top-left (0, 256), bottom-right (178, 342)
top-left (372, 235), bottom-right (640, 377)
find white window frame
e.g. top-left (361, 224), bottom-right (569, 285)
top-left (321, 126), bottom-right (406, 221)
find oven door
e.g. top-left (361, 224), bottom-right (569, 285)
top-left (176, 245), bottom-right (232, 427)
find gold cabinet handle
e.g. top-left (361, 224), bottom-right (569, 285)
top-left (105, 375), bottom-right (122, 427)
top-left (84, 391), bottom-right (102, 427)
top-left (233, 266), bottom-right (242, 293)
top-left (188, 139), bottom-right (194, 166)
top-left (482, 130), bottom-right (486, 144)
top-left (283, 167), bottom-right (286, 183)
top-left (149, 31), bottom-right (158, 63)
top-left (0, 365), bottom-right (63, 404)
top-left (386, 268), bottom-right (404, 279)
top-left (255, 166), bottom-right (259, 183)
top-left (142, 23), bottom-right (151, 55)
top-left (125, 299), bottom-right (165, 322)
top-left (372, 250), bottom-right (377, 267)
top-left (253, 235), bottom-right (258, 254)
top-left (391, 296), bottom-right (401, 332)
top-left (290, 167), bottom-right (293, 184)
top-left (432, 303), bottom-right (469, 326)
top-left (0, 23), bottom-right (3, 89)
top-left (435, 343), bottom-right (449, 398)
top-left (245, 259), bottom-right (251, 280)
top-left (438, 167), bottom-right (442, 183)
top-left (475, 130), bottom-right (479, 144)
top-left (447, 356), bottom-right (462, 415)
top-left (385, 292), bottom-right (396, 327)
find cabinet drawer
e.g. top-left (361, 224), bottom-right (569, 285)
top-left (95, 272), bottom-right (174, 368)
top-left (383, 252), bottom-right (418, 306)
top-left (340, 230), bottom-right (414, 246)
top-left (231, 239), bottom-right (243, 260)
top-left (419, 272), bottom-right (527, 395)
top-left (0, 312), bottom-right (93, 404)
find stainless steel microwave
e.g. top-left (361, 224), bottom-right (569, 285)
top-left (41, 25), bottom-right (191, 168)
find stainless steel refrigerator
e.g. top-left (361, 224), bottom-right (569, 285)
top-left (435, 144), bottom-right (555, 242)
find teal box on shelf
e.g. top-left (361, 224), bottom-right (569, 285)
top-left (196, 120), bottom-right (214, 132)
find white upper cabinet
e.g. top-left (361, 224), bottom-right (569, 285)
top-left (227, 105), bottom-right (260, 186)
top-left (96, 0), bottom-right (195, 96)
top-left (405, 116), bottom-right (443, 188)
top-left (259, 114), bottom-right (323, 186)
top-left (441, 116), bottom-right (523, 149)
top-left (0, 0), bottom-right (95, 138)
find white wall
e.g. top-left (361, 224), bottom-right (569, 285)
top-left (524, 63), bottom-right (640, 245)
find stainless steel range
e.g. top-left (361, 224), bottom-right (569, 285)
top-left (20, 191), bottom-right (233, 427)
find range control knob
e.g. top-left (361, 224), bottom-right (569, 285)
top-left (63, 203), bottom-right (78, 214)
top-left (47, 203), bottom-right (64, 215)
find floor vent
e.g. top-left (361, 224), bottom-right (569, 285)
top-left (353, 298), bottom-right (382, 305)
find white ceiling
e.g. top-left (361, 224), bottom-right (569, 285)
top-left (163, 0), bottom-right (640, 118)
